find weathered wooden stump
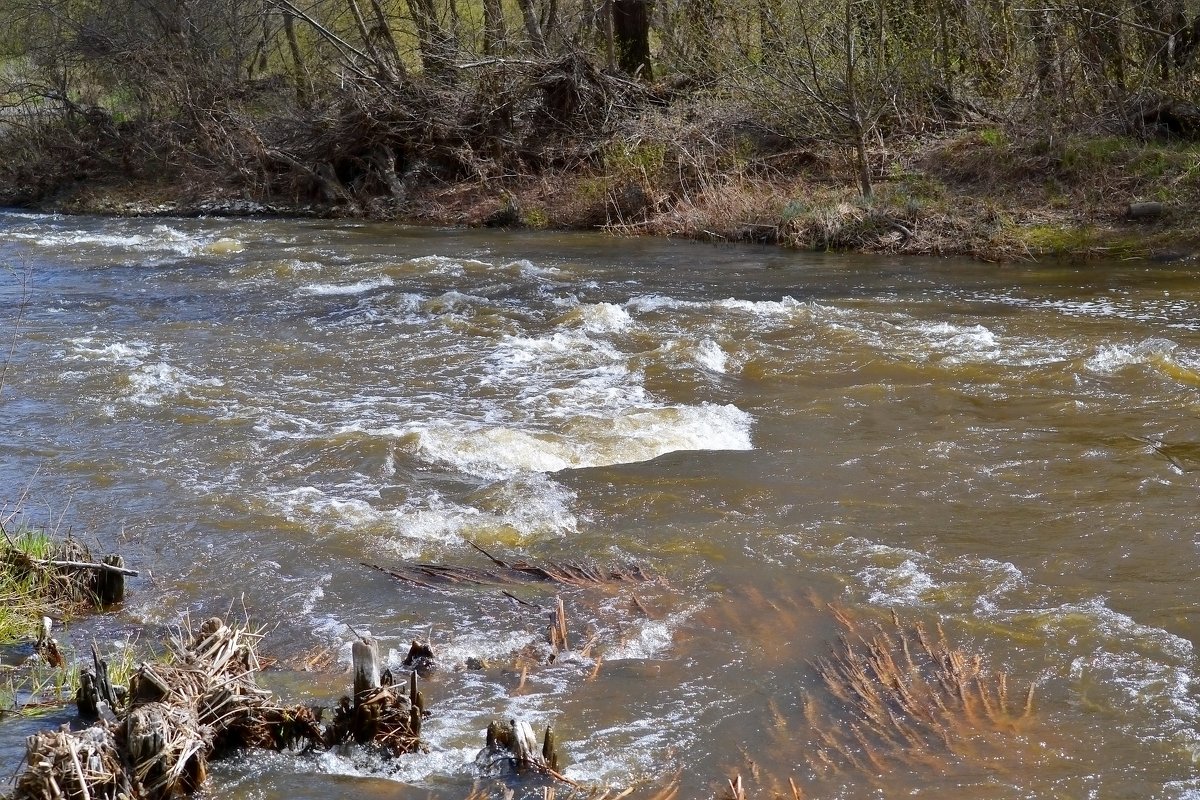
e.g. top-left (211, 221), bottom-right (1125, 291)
top-left (477, 718), bottom-right (562, 775)
top-left (402, 638), bottom-right (435, 669)
top-left (325, 636), bottom-right (425, 756)
top-left (94, 554), bottom-right (127, 605)
top-left (352, 639), bottom-right (380, 700)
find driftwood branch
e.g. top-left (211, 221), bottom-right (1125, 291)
top-left (33, 558), bottom-right (139, 576)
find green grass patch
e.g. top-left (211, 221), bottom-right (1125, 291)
top-left (1059, 135), bottom-right (1129, 172)
top-left (0, 527), bottom-right (63, 645)
top-left (1020, 224), bottom-right (1104, 256)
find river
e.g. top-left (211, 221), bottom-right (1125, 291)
top-left (0, 210), bottom-right (1198, 798)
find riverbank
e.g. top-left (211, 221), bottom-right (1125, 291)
top-left (25, 128), bottom-right (1200, 263)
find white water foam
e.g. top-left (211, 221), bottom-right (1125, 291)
top-left (299, 276), bottom-right (394, 295)
top-left (13, 223), bottom-right (227, 258)
top-left (577, 302), bottom-right (633, 333)
top-left (409, 404), bottom-right (752, 479)
top-left (66, 336), bottom-right (152, 366)
top-left (1087, 337), bottom-right (1178, 371)
top-left (693, 338), bottom-right (728, 373)
top-left (604, 612), bottom-right (689, 661)
top-left (626, 293), bottom-right (832, 320)
top-left (126, 362), bottom-right (223, 407)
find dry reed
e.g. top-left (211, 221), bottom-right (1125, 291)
top-left (807, 607), bottom-right (1036, 776)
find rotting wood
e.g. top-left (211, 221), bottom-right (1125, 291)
top-left (352, 638), bottom-right (381, 699)
top-left (402, 638), bottom-right (436, 669)
top-left (548, 595), bottom-right (570, 654)
top-left (2, 534), bottom-right (134, 613)
top-left (34, 616), bottom-right (63, 668)
top-left (29, 556), bottom-right (138, 577)
top-left (477, 718), bottom-right (573, 784)
top-left (1126, 201), bottom-right (1166, 220)
top-left (326, 651), bottom-right (425, 756)
top-left (94, 555), bottom-right (129, 605)
top-left (76, 644), bottom-right (121, 721)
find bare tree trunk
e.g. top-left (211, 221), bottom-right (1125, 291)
top-left (483, 0), bottom-right (507, 54)
top-left (282, 11), bottom-right (311, 106)
top-left (406, 0), bottom-right (456, 75)
top-left (368, 0), bottom-right (405, 70)
top-left (758, 0), bottom-right (784, 65)
top-left (543, 0), bottom-right (560, 47)
top-left (514, 0), bottom-right (548, 55)
top-left (845, 0), bottom-right (871, 198)
top-left (612, 0), bottom-right (652, 78)
top-left (347, 0), bottom-right (397, 81)
top-left (1031, 9), bottom-right (1058, 98)
top-left (603, 0), bottom-right (616, 69)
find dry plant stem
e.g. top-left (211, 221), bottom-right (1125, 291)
top-left (811, 606), bottom-right (1038, 773)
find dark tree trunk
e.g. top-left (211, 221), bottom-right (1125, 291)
top-left (483, 0), bottom-right (507, 54)
top-left (612, 0), bottom-right (652, 79)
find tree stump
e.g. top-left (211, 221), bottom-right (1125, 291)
top-left (352, 639), bottom-right (380, 701)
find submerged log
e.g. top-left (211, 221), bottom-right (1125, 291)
top-left (367, 541), bottom-right (655, 591)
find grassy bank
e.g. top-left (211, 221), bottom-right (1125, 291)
top-left (0, 527), bottom-right (65, 644)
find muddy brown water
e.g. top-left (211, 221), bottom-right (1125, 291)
top-left (1, 210), bottom-right (1198, 798)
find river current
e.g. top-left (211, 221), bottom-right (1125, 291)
top-left (1, 211), bottom-right (1199, 798)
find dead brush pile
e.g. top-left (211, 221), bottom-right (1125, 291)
top-left (0, 527), bottom-right (134, 665)
top-left (11, 617), bottom-right (426, 800)
top-left (245, 55), bottom-right (652, 215)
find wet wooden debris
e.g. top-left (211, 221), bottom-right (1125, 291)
top-left (76, 644), bottom-right (123, 721)
top-left (402, 638), bottom-right (436, 669)
top-left (14, 618), bottom-right (425, 800)
top-left (367, 542), bottom-right (654, 591)
top-left (18, 724), bottom-right (130, 800)
top-left (476, 718), bottom-right (568, 781)
top-left (33, 616), bottom-right (63, 668)
top-left (325, 636), bottom-right (426, 756)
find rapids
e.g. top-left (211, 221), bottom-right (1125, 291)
top-left (1, 210), bottom-right (1199, 798)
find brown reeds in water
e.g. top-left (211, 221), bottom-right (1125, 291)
top-left (807, 607), bottom-right (1036, 775)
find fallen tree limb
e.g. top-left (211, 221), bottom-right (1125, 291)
top-left (30, 558), bottom-right (139, 576)
top-left (366, 542), bottom-right (655, 591)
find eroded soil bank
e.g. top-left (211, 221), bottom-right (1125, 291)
top-left (23, 129), bottom-right (1200, 264)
